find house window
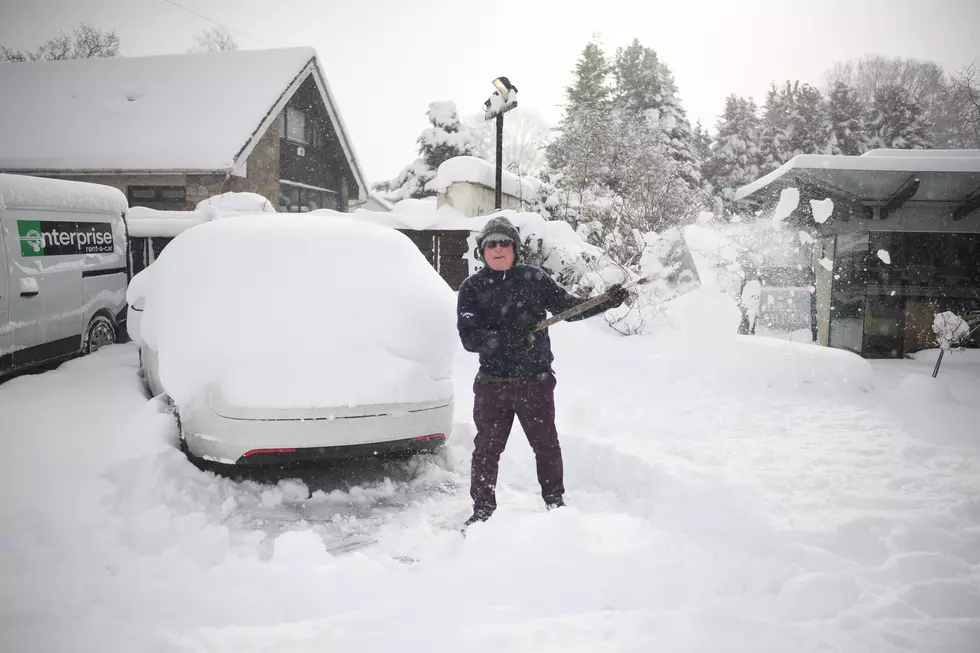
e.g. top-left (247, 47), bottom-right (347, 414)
top-left (127, 185), bottom-right (187, 210)
top-left (285, 106), bottom-right (309, 144)
top-left (277, 182), bottom-right (338, 212)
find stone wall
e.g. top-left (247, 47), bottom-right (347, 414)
top-left (247, 111), bottom-right (282, 201)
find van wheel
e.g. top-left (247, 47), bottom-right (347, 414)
top-left (83, 314), bottom-right (116, 354)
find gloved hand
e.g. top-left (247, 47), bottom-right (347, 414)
top-left (506, 313), bottom-right (540, 348)
top-left (605, 283), bottom-right (629, 307)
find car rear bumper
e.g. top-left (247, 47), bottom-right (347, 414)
top-left (233, 433), bottom-right (447, 466)
top-left (179, 396), bottom-right (455, 465)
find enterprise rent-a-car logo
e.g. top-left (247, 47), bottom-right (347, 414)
top-left (17, 220), bottom-right (114, 257)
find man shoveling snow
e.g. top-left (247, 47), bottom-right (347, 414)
top-left (456, 216), bottom-right (628, 527)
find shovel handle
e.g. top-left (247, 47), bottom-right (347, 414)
top-left (534, 275), bottom-right (654, 332)
top-left (534, 290), bottom-right (614, 332)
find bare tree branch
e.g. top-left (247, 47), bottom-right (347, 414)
top-left (1, 23), bottom-right (120, 62)
top-left (187, 27), bottom-right (239, 53)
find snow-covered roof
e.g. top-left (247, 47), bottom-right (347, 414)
top-left (0, 173), bottom-right (127, 213)
top-left (427, 156), bottom-right (541, 199)
top-left (0, 47), bottom-right (367, 199)
top-left (861, 148), bottom-right (980, 159)
top-left (735, 150), bottom-right (980, 203)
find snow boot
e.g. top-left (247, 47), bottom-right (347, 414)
top-left (546, 497), bottom-right (566, 510)
top-left (462, 507), bottom-right (493, 530)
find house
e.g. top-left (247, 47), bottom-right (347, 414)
top-left (735, 149), bottom-right (980, 358)
top-left (0, 47), bottom-right (367, 218)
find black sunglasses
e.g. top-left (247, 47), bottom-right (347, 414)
top-left (484, 239), bottom-right (514, 249)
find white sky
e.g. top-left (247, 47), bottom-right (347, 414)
top-left (1, 0), bottom-right (978, 184)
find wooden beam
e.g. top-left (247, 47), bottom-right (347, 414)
top-left (864, 175), bottom-right (920, 220)
top-left (953, 186), bottom-right (980, 221)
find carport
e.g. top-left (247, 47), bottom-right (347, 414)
top-left (735, 149), bottom-right (980, 358)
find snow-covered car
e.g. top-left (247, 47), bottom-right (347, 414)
top-left (126, 213), bottom-right (458, 466)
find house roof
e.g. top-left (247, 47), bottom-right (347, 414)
top-left (0, 47), bottom-right (367, 199)
top-left (734, 149), bottom-right (980, 206)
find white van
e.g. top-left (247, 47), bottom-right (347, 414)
top-left (1, 174), bottom-right (129, 377)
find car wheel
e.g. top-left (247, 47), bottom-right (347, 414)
top-left (83, 314), bottom-right (116, 354)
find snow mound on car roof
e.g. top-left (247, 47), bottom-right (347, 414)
top-left (134, 214), bottom-right (457, 409)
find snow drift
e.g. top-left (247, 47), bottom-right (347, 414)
top-left (130, 214), bottom-right (458, 409)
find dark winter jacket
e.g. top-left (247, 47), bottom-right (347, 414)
top-left (457, 263), bottom-right (619, 379)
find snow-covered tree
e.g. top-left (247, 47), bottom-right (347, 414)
top-left (188, 27), bottom-right (238, 53)
top-left (758, 81), bottom-right (830, 171)
top-left (462, 108), bottom-right (551, 176)
top-left (759, 83), bottom-right (794, 171)
top-left (693, 121), bottom-right (713, 171)
top-left (566, 40), bottom-right (611, 111)
top-left (546, 38), bottom-right (707, 266)
top-left (703, 95), bottom-right (763, 214)
top-left (865, 84), bottom-right (931, 149)
top-left (827, 81), bottom-right (869, 155)
top-left (0, 23), bottom-right (120, 62)
top-left (826, 55), bottom-right (947, 112)
top-left (418, 101), bottom-right (474, 169)
top-left (545, 105), bottom-right (617, 223)
top-left (547, 39), bottom-right (613, 175)
top-left (611, 39), bottom-right (657, 113)
top-left (826, 54), bottom-right (947, 147)
top-left (605, 113), bottom-right (705, 243)
top-left (931, 65), bottom-right (980, 149)
top-left (375, 101), bottom-right (474, 201)
top-left (791, 83), bottom-right (830, 155)
top-left (610, 40), bottom-right (701, 190)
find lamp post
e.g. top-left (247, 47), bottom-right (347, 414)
top-left (483, 76), bottom-right (518, 210)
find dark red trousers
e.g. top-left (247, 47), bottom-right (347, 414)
top-left (470, 371), bottom-right (564, 513)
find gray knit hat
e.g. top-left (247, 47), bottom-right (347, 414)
top-left (476, 216), bottom-right (522, 261)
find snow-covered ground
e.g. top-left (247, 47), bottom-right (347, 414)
top-left (2, 328), bottom-right (979, 652)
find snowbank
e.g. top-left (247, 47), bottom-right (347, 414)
top-left (134, 214), bottom-right (457, 409)
top-left (427, 156), bottom-right (541, 199)
top-left (0, 173), bottom-right (127, 213)
top-left (602, 329), bottom-right (874, 396)
top-left (196, 191), bottom-right (276, 215)
top-left (127, 192), bottom-right (279, 237)
top-left (893, 374), bottom-right (957, 403)
top-left (126, 207), bottom-right (208, 238)
top-left (3, 316), bottom-right (979, 652)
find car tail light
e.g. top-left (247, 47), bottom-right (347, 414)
top-left (243, 448), bottom-right (297, 457)
top-left (413, 433), bottom-right (444, 442)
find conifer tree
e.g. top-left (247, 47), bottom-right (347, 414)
top-left (703, 95), bottom-right (763, 213)
top-left (609, 39), bottom-right (701, 189)
top-left (827, 81), bottom-right (869, 155)
top-left (865, 84), bottom-right (932, 149)
top-left (375, 101), bottom-right (474, 201)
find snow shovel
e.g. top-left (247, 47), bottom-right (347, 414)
top-left (534, 227), bottom-right (702, 332)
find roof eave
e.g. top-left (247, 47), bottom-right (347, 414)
top-left (736, 153), bottom-right (980, 202)
top-left (307, 57), bottom-right (369, 201)
top-left (230, 55), bottom-right (369, 203)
